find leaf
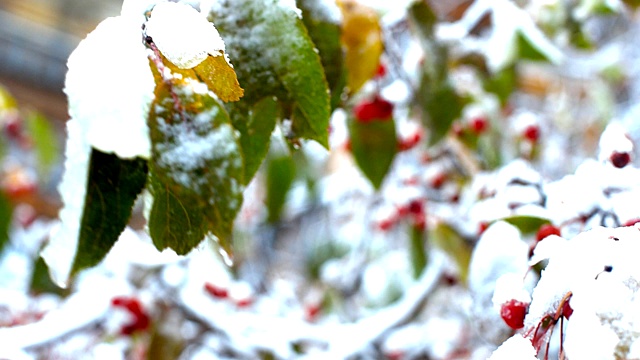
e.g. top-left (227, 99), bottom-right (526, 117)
top-left (502, 215), bottom-right (550, 235)
top-left (297, 0), bottom-right (346, 109)
top-left (483, 65), bottom-right (517, 107)
top-left (193, 54), bottom-right (244, 102)
top-left (72, 149), bottom-right (148, 275)
top-left (147, 69), bottom-right (244, 257)
top-left (291, 106), bottom-right (329, 148)
top-left (265, 154), bottom-right (296, 224)
top-left (429, 222), bottom-right (473, 284)
top-left (208, 0), bottom-right (331, 147)
top-left (23, 111), bottom-right (60, 176)
top-left (30, 256), bottom-right (69, 296)
top-left (516, 30), bottom-right (554, 62)
top-left (337, 0), bottom-right (383, 94)
top-left (0, 192), bottom-right (10, 252)
top-left (227, 97), bottom-right (280, 184)
top-left (348, 117), bottom-right (397, 189)
top-left (419, 80), bottom-right (465, 146)
top-left (410, 225), bottom-right (428, 278)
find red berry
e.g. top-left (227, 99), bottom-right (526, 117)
top-left (398, 131), bottom-right (422, 151)
top-left (468, 117), bottom-right (489, 135)
top-left (430, 172), bottom-right (447, 189)
top-left (536, 224), bottom-right (561, 242)
top-left (204, 283), bottom-right (229, 299)
top-left (376, 216), bottom-right (396, 232)
top-left (235, 298), bottom-right (253, 308)
top-left (523, 124), bottom-right (540, 143)
top-left (413, 213), bottom-right (426, 231)
top-left (353, 96), bottom-right (394, 123)
top-left (610, 151), bottom-right (631, 168)
top-left (3, 116), bottom-right (22, 140)
top-left (375, 63), bottom-right (387, 78)
top-left (500, 299), bottom-right (529, 330)
top-left (407, 199), bottom-right (424, 215)
top-left (478, 221), bottom-right (490, 235)
top-left (385, 350), bottom-right (404, 360)
top-left (304, 304), bottom-right (322, 322)
top-left (111, 296), bottom-right (151, 335)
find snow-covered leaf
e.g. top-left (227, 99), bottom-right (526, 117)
top-left (418, 80), bottom-right (465, 146)
top-left (208, 0), bottom-right (331, 147)
top-left (348, 112), bottom-right (397, 190)
top-left (147, 66), bottom-right (243, 257)
top-left (72, 149), bottom-right (148, 275)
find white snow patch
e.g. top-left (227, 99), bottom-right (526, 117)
top-left (488, 334), bottom-right (537, 360)
top-left (41, 119), bottom-right (91, 287)
top-left (65, 16), bottom-right (154, 159)
top-left (146, 2), bottom-right (226, 69)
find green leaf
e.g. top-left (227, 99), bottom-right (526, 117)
top-left (408, 0), bottom-right (438, 39)
top-left (297, 0), bottom-right (345, 109)
top-left (348, 117), bottom-right (397, 189)
top-left (410, 225), bottom-right (428, 278)
top-left (483, 66), bottom-right (517, 107)
top-left (24, 111), bottom-right (60, 176)
top-left (209, 0), bottom-right (331, 147)
top-left (30, 256), bottom-right (69, 296)
top-left (517, 30), bottom-right (553, 62)
top-left (147, 74), bottom-right (244, 258)
top-left (429, 222), bottom-right (472, 284)
top-left (419, 80), bottom-right (465, 146)
top-left (0, 192), bottom-right (10, 252)
top-left (227, 97), bottom-right (279, 184)
top-left (291, 106), bottom-right (329, 148)
top-left (502, 215), bottom-right (550, 235)
top-left (72, 149), bottom-right (148, 275)
top-left (265, 155), bottom-right (295, 224)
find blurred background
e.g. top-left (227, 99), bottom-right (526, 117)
top-left (0, 0), bottom-right (121, 122)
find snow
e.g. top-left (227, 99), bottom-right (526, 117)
top-left (145, 2), bottom-right (227, 69)
top-left (492, 273), bottom-right (531, 311)
top-left (41, 119), bottom-right (90, 287)
top-left (64, 16), bottom-right (154, 159)
top-left (598, 122), bottom-right (633, 161)
top-left (487, 334), bottom-right (537, 360)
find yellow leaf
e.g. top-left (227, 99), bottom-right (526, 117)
top-left (337, 0), bottom-right (383, 94)
top-left (194, 55), bottom-right (244, 102)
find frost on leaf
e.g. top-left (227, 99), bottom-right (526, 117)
top-left (147, 63), bottom-right (244, 257)
top-left (65, 16), bottom-right (154, 159)
top-left (207, 0), bottom-right (331, 148)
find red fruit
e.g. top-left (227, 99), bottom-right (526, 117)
top-left (478, 221), bottom-right (490, 235)
top-left (610, 151), bottom-right (631, 168)
top-left (407, 199), bottom-right (424, 216)
top-left (429, 172), bottom-right (447, 189)
top-left (3, 116), bottom-right (22, 140)
top-left (235, 298), bottom-right (253, 308)
top-left (500, 299), bottom-right (529, 330)
top-left (523, 124), bottom-right (540, 143)
top-left (385, 350), bottom-right (404, 360)
top-left (375, 63), bottom-right (387, 78)
top-left (468, 117), bottom-right (489, 135)
top-left (204, 283), bottom-right (229, 299)
top-left (304, 304), bottom-right (321, 322)
top-left (111, 296), bottom-right (151, 335)
top-left (2, 167), bottom-right (37, 200)
top-left (413, 213), bottom-right (426, 231)
top-left (536, 224), bottom-right (561, 242)
top-left (353, 96), bottom-right (394, 123)
top-left (398, 131), bottom-right (422, 151)
top-left (376, 216), bottom-right (396, 232)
